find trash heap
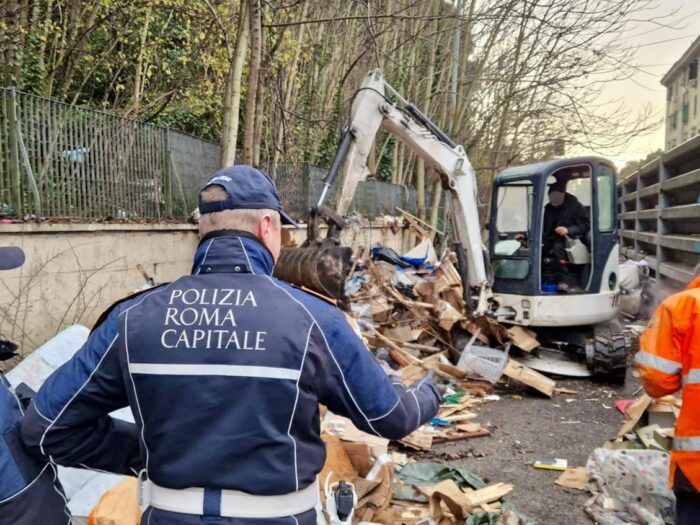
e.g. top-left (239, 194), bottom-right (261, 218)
top-left (320, 228), bottom-right (563, 523)
top-left (320, 411), bottom-right (526, 524)
top-left (346, 235), bottom-right (557, 400)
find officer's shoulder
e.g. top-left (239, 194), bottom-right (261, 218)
top-left (92, 283), bottom-right (170, 331)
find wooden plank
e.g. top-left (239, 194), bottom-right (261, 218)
top-left (368, 329), bottom-right (420, 367)
top-left (507, 325), bottom-right (539, 353)
top-left (616, 394), bottom-right (652, 438)
top-left (464, 483), bottom-right (513, 508)
top-left (503, 359), bottom-right (555, 397)
top-left (433, 428), bottom-right (490, 444)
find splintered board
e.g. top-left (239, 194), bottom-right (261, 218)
top-left (503, 359), bottom-right (556, 397)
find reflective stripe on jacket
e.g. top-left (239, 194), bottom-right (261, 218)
top-left (635, 275), bottom-right (700, 491)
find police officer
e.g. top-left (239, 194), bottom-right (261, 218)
top-left (0, 247), bottom-right (71, 524)
top-left (22, 166), bottom-right (441, 525)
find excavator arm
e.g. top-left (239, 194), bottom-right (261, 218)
top-left (275, 69), bottom-right (491, 314)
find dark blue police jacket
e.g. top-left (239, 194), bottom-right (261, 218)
top-left (0, 375), bottom-right (70, 524)
top-left (21, 231), bottom-right (440, 524)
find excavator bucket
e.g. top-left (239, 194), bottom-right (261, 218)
top-left (272, 206), bottom-right (353, 306)
top-left (274, 245), bottom-right (353, 305)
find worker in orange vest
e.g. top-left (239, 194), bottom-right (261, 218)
top-left (635, 263), bottom-right (700, 524)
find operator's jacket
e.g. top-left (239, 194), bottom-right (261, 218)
top-left (0, 375), bottom-right (70, 525)
top-left (635, 275), bottom-right (700, 493)
top-left (542, 193), bottom-right (590, 250)
top-left (21, 231), bottom-right (441, 525)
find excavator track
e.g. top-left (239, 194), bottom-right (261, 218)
top-left (588, 327), bottom-right (628, 384)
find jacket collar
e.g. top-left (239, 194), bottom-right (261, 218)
top-left (191, 230), bottom-right (274, 276)
top-left (687, 276), bottom-right (700, 290)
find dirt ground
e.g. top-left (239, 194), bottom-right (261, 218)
top-left (428, 370), bottom-right (641, 525)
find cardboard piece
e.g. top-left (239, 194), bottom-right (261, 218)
top-left (383, 325), bottom-right (424, 343)
top-left (555, 467), bottom-right (589, 491)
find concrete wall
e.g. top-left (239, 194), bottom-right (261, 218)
top-left (618, 134), bottom-right (700, 292)
top-left (0, 222), bottom-right (403, 355)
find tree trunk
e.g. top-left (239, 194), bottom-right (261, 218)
top-left (221, 0), bottom-right (250, 167)
top-left (253, 75), bottom-right (265, 166)
top-left (271, 0), bottom-right (308, 175)
top-left (242, 0), bottom-right (262, 165)
top-left (132, 8), bottom-right (152, 112)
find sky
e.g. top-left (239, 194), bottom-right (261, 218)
top-left (576, 0), bottom-right (700, 168)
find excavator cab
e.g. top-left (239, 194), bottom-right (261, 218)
top-left (488, 157), bottom-right (626, 382)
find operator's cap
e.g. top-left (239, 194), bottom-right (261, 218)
top-left (198, 165), bottom-right (299, 228)
top-left (0, 246), bottom-right (25, 270)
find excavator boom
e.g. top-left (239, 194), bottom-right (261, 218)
top-left (275, 69), bottom-right (491, 314)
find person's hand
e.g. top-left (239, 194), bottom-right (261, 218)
top-left (514, 233), bottom-right (526, 241)
top-left (555, 226), bottom-right (568, 236)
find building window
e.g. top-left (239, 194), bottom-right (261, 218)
top-left (690, 59), bottom-right (698, 81)
top-left (695, 95), bottom-right (698, 117)
top-left (671, 111), bottom-right (678, 130)
top-left (683, 104), bottom-right (690, 124)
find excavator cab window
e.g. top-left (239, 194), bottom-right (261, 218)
top-left (492, 181), bottom-right (533, 280)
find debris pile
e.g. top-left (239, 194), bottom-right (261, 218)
top-left (346, 234), bottom-right (557, 400)
top-left (612, 393), bottom-right (678, 452)
top-left (320, 411), bottom-right (530, 524)
top-left (323, 226), bottom-right (567, 523)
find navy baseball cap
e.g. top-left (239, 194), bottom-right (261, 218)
top-left (199, 165), bottom-right (299, 227)
top-left (0, 246), bottom-right (25, 270)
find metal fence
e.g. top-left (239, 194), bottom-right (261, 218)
top-left (0, 87), bottom-right (221, 220)
top-left (1, 87), bottom-right (437, 221)
top-left (618, 134), bottom-right (700, 290)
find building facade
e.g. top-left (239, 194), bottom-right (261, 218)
top-left (662, 36), bottom-right (700, 150)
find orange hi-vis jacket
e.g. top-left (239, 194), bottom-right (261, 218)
top-left (636, 276), bottom-right (700, 491)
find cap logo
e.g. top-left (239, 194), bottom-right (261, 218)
top-left (210, 175), bottom-right (233, 184)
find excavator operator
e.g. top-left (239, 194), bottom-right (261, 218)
top-left (542, 181), bottom-right (590, 286)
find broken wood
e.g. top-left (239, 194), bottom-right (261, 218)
top-left (503, 358), bottom-right (556, 397)
top-left (399, 429), bottom-right (433, 450)
top-left (434, 300), bottom-right (463, 331)
top-left (433, 428), bottom-right (490, 443)
top-left (616, 394), bottom-right (652, 438)
top-left (507, 325), bottom-right (539, 353)
top-left (368, 329), bottom-right (420, 368)
top-left (463, 483), bottom-right (513, 509)
top-left (421, 480), bottom-right (471, 520)
top-left (383, 325), bottom-right (424, 343)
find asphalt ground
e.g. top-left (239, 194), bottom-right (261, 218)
top-left (422, 370), bottom-right (641, 525)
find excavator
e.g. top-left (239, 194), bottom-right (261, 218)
top-left (274, 69), bottom-right (627, 383)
